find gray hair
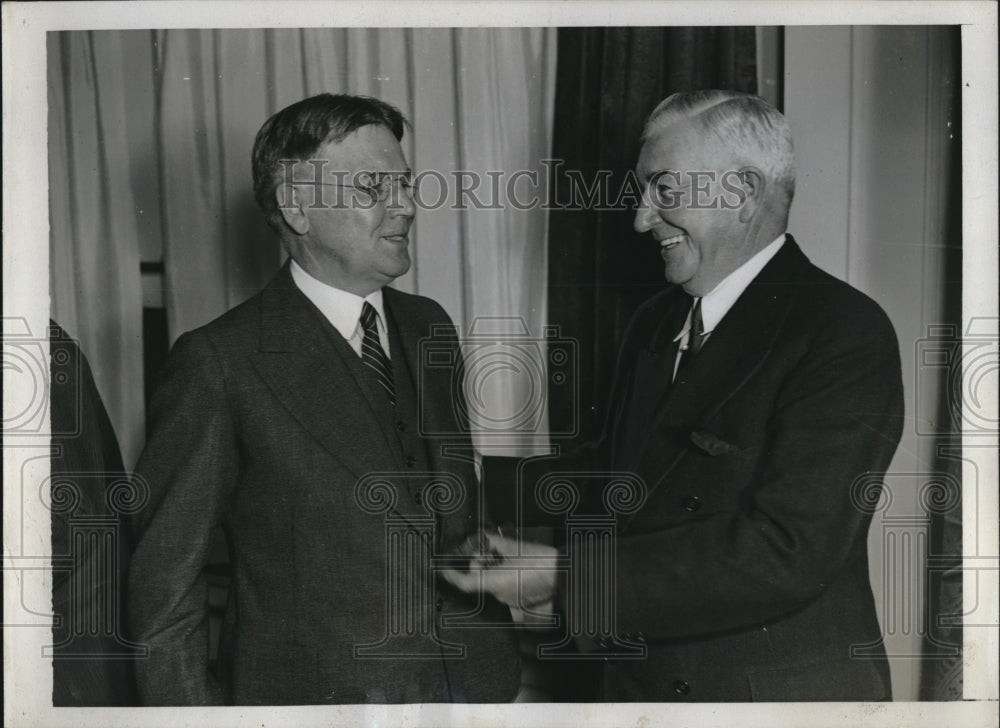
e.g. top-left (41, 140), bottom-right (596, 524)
top-left (642, 90), bottom-right (796, 208)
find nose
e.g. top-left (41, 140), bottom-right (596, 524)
top-left (633, 190), bottom-right (658, 234)
top-left (387, 184), bottom-right (416, 219)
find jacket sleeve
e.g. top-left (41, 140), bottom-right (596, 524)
top-left (127, 330), bottom-right (239, 705)
top-left (607, 303), bottom-right (905, 640)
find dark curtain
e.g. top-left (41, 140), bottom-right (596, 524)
top-left (547, 27), bottom-right (758, 447)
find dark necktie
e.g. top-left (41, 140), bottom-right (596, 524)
top-left (360, 302), bottom-right (395, 406)
top-left (676, 296), bottom-right (705, 375)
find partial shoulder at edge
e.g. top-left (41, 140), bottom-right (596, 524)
top-left (176, 289), bottom-right (267, 346)
top-left (799, 260), bottom-right (899, 342)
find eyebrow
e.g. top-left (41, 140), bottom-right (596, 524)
top-left (368, 168), bottom-right (413, 177)
top-left (647, 169), bottom-right (689, 185)
top-left (638, 168), bottom-right (673, 182)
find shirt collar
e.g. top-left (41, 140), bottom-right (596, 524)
top-left (674, 233), bottom-right (786, 342)
top-left (289, 259), bottom-right (387, 340)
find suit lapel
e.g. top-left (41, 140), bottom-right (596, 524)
top-left (610, 288), bottom-right (687, 469)
top-left (384, 290), bottom-right (482, 550)
top-left (383, 290), bottom-right (481, 553)
top-left (381, 289), bottom-right (442, 515)
top-left (624, 238), bottom-right (808, 517)
top-left (384, 288), bottom-right (450, 477)
top-left (636, 291), bottom-right (688, 410)
top-left (249, 264), bottom-right (398, 482)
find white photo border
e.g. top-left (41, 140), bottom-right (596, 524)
top-left (3, 2), bottom-right (997, 726)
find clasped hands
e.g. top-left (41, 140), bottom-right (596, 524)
top-left (440, 531), bottom-right (558, 610)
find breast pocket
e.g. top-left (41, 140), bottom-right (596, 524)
top-left (688, 429), bottom-right (746, 456)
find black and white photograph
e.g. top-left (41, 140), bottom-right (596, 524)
top-left (2, 2), bottom-right (997, 727)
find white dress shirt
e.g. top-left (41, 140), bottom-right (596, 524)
top-left (672, 233), bottom-right (786, 379)
top-left (290, 260), bottom-right (391, 358)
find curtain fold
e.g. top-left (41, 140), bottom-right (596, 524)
top-left (451, 28), bottom-right (557, 454)
top-left (157, 30), bottom-right (235, 343)
top-left (546, 27), bottom-right (758, 447)
top-left (48, 31), bottom-right (145, 468)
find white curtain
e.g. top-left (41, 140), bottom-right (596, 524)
top-left (48, 28), bottom-right (558, 465)
top-left (48, 31), bottom-right (145, 468)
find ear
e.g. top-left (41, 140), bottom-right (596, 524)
top-left (275, 182), bottom-right (310, 236)
top-left (736, 166), bottom-right (766, 223)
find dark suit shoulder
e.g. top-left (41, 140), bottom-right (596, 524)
top-left (198, 290), bottom-right (266, 338)
top-left (384, 286), bottom-right (454, 324)
top-left (383, 287), bottom-right (462, 349)
top-left (166, 290), bottom-right (269, 366)
top-left (791, 258), bottom-right (898, 343)
top-left (741, 236), bottom-right (898, 349)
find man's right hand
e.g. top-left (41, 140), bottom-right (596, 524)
top-left (440, 534), bottom-right (558, 610)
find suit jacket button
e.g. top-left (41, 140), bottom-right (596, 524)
top-left (673, 679), bottom-right (690, 695)
top-left (405, 455), bottom-right (417, 468)
top-left (682, 495), bottom-right (701, 512)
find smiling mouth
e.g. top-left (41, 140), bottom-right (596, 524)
top-left (659, 233), bottom-right (687, 250)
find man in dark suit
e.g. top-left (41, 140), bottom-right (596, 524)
top-left (127, 93), bottom-right (521, 705)
top-left (50, 321), bottom-right (138, 706)
top-left (445, 90), bottom-right (904, 702)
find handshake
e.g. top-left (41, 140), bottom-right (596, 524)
top-left (440, 530), bottom-right (559, 610)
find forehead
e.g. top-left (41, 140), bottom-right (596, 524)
top-left (636, 118), bottom-right (720, 177)
top-left (312, 124), bottom-right (408, 173)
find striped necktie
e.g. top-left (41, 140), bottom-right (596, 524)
top-left (360, 302), bottom-right (395, 406)
top-left (676, 296), bottom-right (705, 375)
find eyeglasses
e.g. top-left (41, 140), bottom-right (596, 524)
top-left (289, 173), bottom-right (416, 204)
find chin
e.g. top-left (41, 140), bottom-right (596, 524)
top-left (663, 266), bottom-right (690, 286)
top-left (660, 247), bottom-right (695, 281)
top-left (384, 256), bottom-right (412, 279)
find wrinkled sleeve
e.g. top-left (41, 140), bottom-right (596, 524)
top-left (128, 331), bottom-right (239, 705)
